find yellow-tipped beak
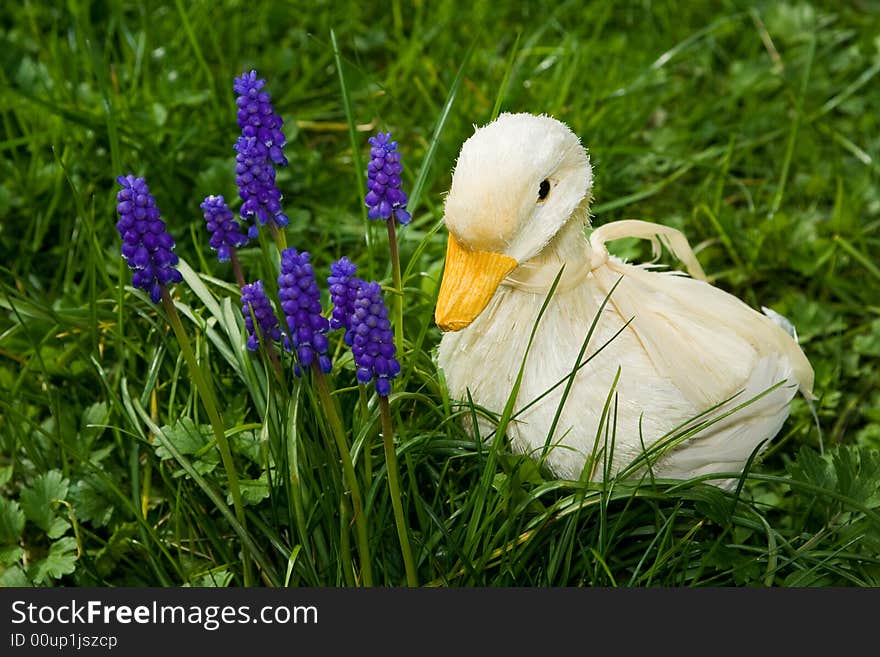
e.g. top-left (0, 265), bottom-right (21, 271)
top-left (435, 233), bottom-right (518, 332)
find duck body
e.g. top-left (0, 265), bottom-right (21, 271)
top-left (435, 113), bottom-right (813, 485)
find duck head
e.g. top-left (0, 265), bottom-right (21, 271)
top-left (435, 112), bottom-right (593, 331)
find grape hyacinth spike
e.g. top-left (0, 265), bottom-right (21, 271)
top-left (278, 248), bottom-right (332, 375)
top-left (365, 132), bottom-right (411, 225)
top-left (115, 174), bottom-right (182, 303)
top-left (350, 280), bottom-right (401, 397)
top-left (200, 194), bottom-right (249, 262)
top-left (327, 257), bottom-right (362, 347)
top-left (240, 280), bottom-right (282, 351)
top-left (233, 70), bottom-right (289, 238)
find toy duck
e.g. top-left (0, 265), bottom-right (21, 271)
top-left (435, 112), bottom-right (813, 486)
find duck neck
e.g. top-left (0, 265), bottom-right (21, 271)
top-left (502, 203), bottom-right (602, 294)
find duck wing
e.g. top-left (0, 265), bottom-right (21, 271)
top-left (587, 221), bottom-right (814, 410)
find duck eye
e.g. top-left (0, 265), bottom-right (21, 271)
top-left (537, 179), bottom-right (551, 201)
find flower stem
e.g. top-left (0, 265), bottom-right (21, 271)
top-left (268, 222), bottom-right (287, 252)
top-left (386, 219), bottom-right (404, 351)
top-left (359, 384), bottom-right (373, 486)
top-left (141, 388), bottom-right (158, 518)
top-left (265, 342), bottom-right (285, 386)
top-left (338, 496), bottom-right (356, 587)
top-left (312, 364), bottom-right (373, 586)
top-left (161, 288), bottom-right (253, 586)
top-left (229, 249), bottom-right (246, 289)
top-left (378, 395), bottom-right (417, 587)
top-left (285, 389), bottom-right (311, 568)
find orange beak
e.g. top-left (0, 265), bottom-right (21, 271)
top-left (434, 233), bottom-right (518, 332)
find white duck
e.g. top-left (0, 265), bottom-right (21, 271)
top-left (435, 112), bottom-right (813, 486)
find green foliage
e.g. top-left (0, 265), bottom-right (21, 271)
top-left (0, 0), bottom-right (878, 587)
top-left (0, 470), bottom-right (80, 585)
top-left (153, 418), bottom-right (220, 475)
top-left (20, 470), bottom-right (70, 536)
top-left (29, 537), bottom-right (79, 584)
top-left (0, 497), bottom-right (25, 545)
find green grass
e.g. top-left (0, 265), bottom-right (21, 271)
top-left (1, 0), bottom-right (879, 587)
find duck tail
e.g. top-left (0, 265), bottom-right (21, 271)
top-left (761, 306), bottom-right (823, 451)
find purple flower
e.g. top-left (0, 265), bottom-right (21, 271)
top-left (240, 280), bottom-right (282, 351)
top-left (234, 136), bottom-right (289, 239)
top-left (350, 281), bottom-right (400, 397)
top-left (115, 175), bottom-right (182, 303)
top-left (232, 70), bottom-right (289, 239)
top-left (278, 248), bottom-right (331, 375)
top-left (233, 70), bottom-right (288, 167)
top-left (200, 195), bottom-right (249, 262)
top-left (365, 132), bottom-right (411, 225)
top-left (327, 257), bottom-right (361, 346)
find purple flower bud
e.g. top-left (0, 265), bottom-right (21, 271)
top-left (349, 281), bottom-right (400, 397)
top-left (115, 175), bottom-right (182, 303)
top-left (234, 136), bottom-right (289, 239)
top-left (233, 70), bottom-right (288, 167)
top-left (365, 132), bottom-right (411, 225)
top-left (278, 249), bottom-right (332, 375)
top-left (200, 195), bottom-right (249, 262)
top-left (233, 70), bottom-right (289, 238)
top-left (327, 257), bottom-right (362, 346)
top-left (240, 280), bottom-right (282, 351)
